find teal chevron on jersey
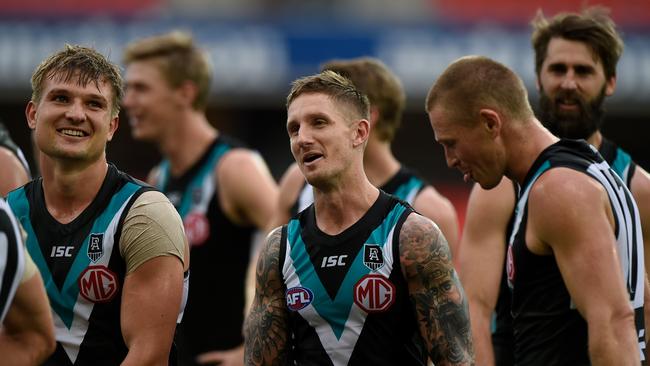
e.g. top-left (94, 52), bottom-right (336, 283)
top-left (286, 202), bottom-right (407, 340)
top-left (158, 143), bottom-right (230, 217)
top-left (391, 177), bottom-right (423, 203)
top-left (8, 182), bottom-right (141, 328)
top-left (611, 147), bottom-right (632, 181)
top-left (287, 219), bottom-right (357, 340)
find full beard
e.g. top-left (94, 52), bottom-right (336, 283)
top-left (539, 87), bottom-right (607, 140)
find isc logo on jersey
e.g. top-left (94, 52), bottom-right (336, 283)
top-left (354, 274), bottom-right (395, 313)
top-left (78, 265), bottom-right (119, 303)
top-left (286, 286), bottom-right (314, 311)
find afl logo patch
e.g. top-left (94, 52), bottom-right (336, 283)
top-left (286, 287), bottom-right (314, 311)
top-left (363, 244), bottom-right (384, 271)
top-left (78, 265), bottom-right (119, 303)
top-left (184, 212), bottom-right (210, 246)
top-left (354, 274), bottom-right (395, 313)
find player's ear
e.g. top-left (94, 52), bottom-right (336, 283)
top-left (479, 108), bottom-right (501, 139)
top-left (106, 116), bottom-right (119, 142)
top-left (25, 101), bottom-right (37, 130)
top-left (352, 118), bottom-right (370, 148)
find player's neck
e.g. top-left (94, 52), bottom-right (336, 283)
top-left (586, 131), bottom-right (603, 149)
top-left (363, 140), bottom-right (400, 188)
top-left (159, 111), bottom-right (218, 177)
top-left (507, 118), bottom-right (559, 186)
top-left (313, 176), bottom-right (379, 236)
top-left (40, 155), bottom-right (109, 224)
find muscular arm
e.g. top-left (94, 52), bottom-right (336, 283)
top-left (0, 147), bottom-right (30, 196)
top-left (458, 180), bottom-right (514, 366)
top-left (412, 186), bottom-right (460, 262)
top-left (0, 269), bottom-right (55, 365)
top-left (399, 213), bottom-right (474, 365)
top-left (244, 227), bottom-right (290, 366)
top-left (218, 149), bottom-right (278, 230)
top-left (119, 192), bottom-right (188, 366)
top-left (246, 163), bottom-right (303, 319)
top-left (528, 169), bottom-right (639, 366)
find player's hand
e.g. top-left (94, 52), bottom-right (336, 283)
top-left (196, 344), bottom-right (244, 366)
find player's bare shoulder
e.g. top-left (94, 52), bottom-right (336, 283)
top-left (399, 213), bottom-right (451, 270)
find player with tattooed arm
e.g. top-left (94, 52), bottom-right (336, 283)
top-left (244, 71), bottom-right (474, 366)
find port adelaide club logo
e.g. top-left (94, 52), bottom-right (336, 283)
top-left (363, 244), bottom-right (384, 271)
top-left (87, 233), bottom-right (104, 262)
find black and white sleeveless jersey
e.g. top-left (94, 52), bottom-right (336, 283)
top-left (0, 198), bottom-right (25, 323)
top-left (7, 164), bottom-right (154, 366)
top-left (506, 139), bottom-right (645, 365)
top-left (291, 166), bottom-right (428, 216)
top-left (492, 137), bottom-right (639, 366)
top-left (280, 191), bottom-right (427, 366)
top-left (153, 135), bottom-right (255, 363)
top-left (0, 122), bottom-right (31, 178)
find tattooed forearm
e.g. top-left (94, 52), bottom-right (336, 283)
top-left (400, 214), bottom-right (475, 365)
top-left (244, 228), bottom-right (290, 366)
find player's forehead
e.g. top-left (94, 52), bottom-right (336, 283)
top-left (543, 38), bottom-right (602, 68)
top-left (287, 93), bottom-right (344, 123)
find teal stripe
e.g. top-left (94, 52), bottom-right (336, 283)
top-left (391, 177), bottom-right (423, 202)
top-left (176, 144), bottom-right (230, 217)
top-left (286, 202), bottom-right (407, 340)
top-left (6, 187), bottom-right (28, 217)
top-left (9, 183), bottom-right (141, 328)
top-left (522, 161), bottom-right (551, 194)
top-left (287, 219), bottom-right (358, 339)
top-left (611, 148), bottom-right (632, 183)
top-left (157, 161), bottom-right (171, 191)
top-left (367, 204), bottom-right (407, 246)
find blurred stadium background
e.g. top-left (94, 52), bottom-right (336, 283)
top-left (2, 0), bottom-right (649, 224)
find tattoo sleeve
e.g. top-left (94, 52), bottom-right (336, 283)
top-left (244, 227), bottom-right (290, 366)
top-left (400, 214), bottom-right (475, 365)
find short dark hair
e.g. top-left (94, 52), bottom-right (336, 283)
top-left (321, 57), bottom-right (405, 142)
top-left (287, 70), bottom-right (370, 120)
top-left (31, 44), bottom-right (123, 118)
top-left (531, 6), bottom-right (623, 80)
top-left (426, 56), bottom-right (533, 124)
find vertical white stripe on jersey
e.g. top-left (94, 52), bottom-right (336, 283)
top-left (0, 199), bottom-right (25, 323)
top-left (587, 161), bottom-right (645, 309)
top-left (297, 184), bottom-right (314, 213)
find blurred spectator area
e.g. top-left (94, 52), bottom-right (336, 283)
top-left (436, 0), bottom-right (650, 28)
top-left (1, 0), bottom-right (648, 227)
top-left (0, 0), bottom-right (161, 16)
top-left (2, 0), bottom-right (649, 27)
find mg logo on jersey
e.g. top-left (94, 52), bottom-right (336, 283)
top-left (184, 212), bottom-right (210, 246)
top-left (286, 286), bottom-right (313, 311)
top-left (87, 233), bottom-right (104, 262)
top-left (354, 274), bottom-right (395, 312)
top-left (79, 265), bottom-right (119, 303)
top-left (363, 244), bottom-right (384, 271)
